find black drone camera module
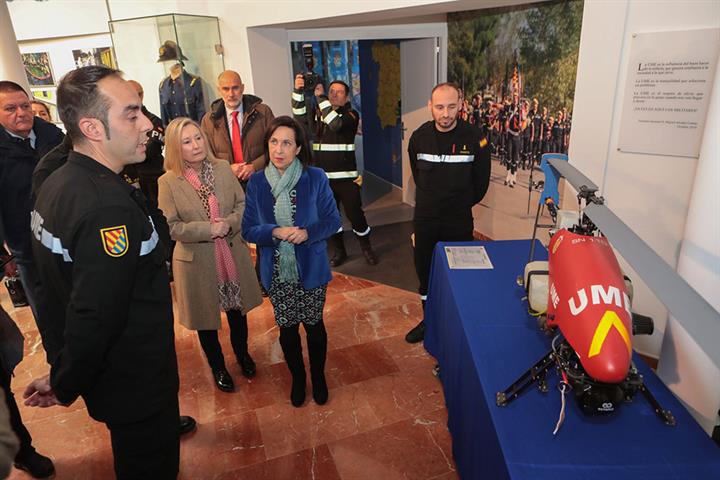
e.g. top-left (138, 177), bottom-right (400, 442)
top-left (302, 43), bottom-right (323, 93)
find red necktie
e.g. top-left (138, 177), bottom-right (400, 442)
top-left (231, 111), bottom-right (244, 164)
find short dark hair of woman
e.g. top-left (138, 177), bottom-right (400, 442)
top-left (263, 115), bottom-right (313, 168)
top-left (57, 65), bottom-right (121, 144)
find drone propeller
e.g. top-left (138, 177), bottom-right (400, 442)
top-left (546, 157), bottom-right (720, 366)
top-left (548, 157), bottom-right (598, 197)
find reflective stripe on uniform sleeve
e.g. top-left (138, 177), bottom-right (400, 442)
top-left (323, 110), bottom-right (340, 124)
top-left (325, 171), bottom-right (359, 179)
top-left (31, 210), bottom-right (73, 262)
top-left (416, 153), bottom-right (474, 163)
top-left (140, 217), bottom-right (159, 256)
top-left (312, 143), bottom-right (355, 152)
top-left (318, 100), bottom-right (332, 110)
top-left (292, 106), bottom-right (306, 115)
top-left (291, 92), bottom-right (304, 102)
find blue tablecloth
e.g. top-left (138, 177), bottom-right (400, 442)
top-left (424, 240), bottom-right (720, 480)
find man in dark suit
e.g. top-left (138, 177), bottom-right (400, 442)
top-left (0, 82), bottom-right (64, 341)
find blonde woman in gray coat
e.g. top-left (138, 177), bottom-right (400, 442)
top-left (158, 118), bottom-right (263, 393)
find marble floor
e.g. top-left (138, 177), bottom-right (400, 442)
top-left (2, 272), bottom-right (457, 479)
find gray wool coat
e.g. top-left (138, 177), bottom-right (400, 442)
top-left (158, 159), bottom-right (263, 330)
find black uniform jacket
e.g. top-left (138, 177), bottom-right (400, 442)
top-left (135, 106), bottom-right (165, 180)
top-left (409, 120), bottom-right (491, 221)
top-left (0, 118), bottom-right (64, 254)
top-left (292, 89), bottom-right (359, 178)
top-left (30, 151), bottom-right (178, 424)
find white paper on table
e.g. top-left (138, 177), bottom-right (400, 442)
top-left (444, 246), bottom-right (494, 269)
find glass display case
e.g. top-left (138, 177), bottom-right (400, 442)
top-left (109, 14), bottom-right (224, 125)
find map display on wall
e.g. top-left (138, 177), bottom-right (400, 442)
top-left (21, 52), bottom-right (55, 86)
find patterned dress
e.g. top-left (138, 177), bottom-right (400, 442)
top-left (268, 188), bottom-right (327, 327)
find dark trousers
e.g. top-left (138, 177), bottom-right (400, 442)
top-left (508, 134), bottom-right (521, 174)
top-left (197, 309), bottom-right (248, 371)
top-left (7, 245), bottom-right (55, 358)
top-left (0, 364), bottom-right (32, 459)
top-left (107, 399), bottom-right (180, 480)
top-left (414, 217), bottom-right (474, 299)
top-left (330, 179), bottom-right (369, 235)
top-left (532, 140), bottom-right (542, 166)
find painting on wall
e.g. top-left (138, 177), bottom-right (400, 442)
top-left (72, 47), bottom-right (117, 69)
top-left (22, 52), bottom-right (55, 86)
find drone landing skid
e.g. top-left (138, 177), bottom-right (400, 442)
top-left (496, 353), bottom-right (677, 427)
top-left (496, 348), bottom-right (554, 407)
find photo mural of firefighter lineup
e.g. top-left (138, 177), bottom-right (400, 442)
top-left (448, 0), bottom-right (583, 188)
top-left (291, 0), bottom-right (582, 194)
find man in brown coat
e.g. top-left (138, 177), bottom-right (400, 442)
top-left (200, 70), bottom-right (274, 185)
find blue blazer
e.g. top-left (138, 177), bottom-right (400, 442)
top-left (242, 166), bottom-right (341, 291)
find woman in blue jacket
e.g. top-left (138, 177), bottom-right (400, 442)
top-left (242, 116), bottom-right (340, 407)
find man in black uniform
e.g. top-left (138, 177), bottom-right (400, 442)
top-left (127, 80), bottom-right (165, 205)
top-left (24, 66), bottom-right (181, 480)
top-left (292, 75), bottom-right (378, 266)
top-left (504, 99), bottom-right (523, 188)
top-left (551, 111), bottom-right (564, 153)
top-left (404, 83), bottom-right (491, 343)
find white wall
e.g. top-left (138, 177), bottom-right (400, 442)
top-left (568, 0), bottom-right (720, 358)
top-left (656, 57), bottom-right (720, 435)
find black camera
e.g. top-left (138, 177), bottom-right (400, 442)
top-left (302, 43), bottom-right (322, 93)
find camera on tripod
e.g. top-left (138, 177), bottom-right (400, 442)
top-left (302, 43), bottom-right (323, 93)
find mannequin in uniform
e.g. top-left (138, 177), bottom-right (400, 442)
top-left (157, 41), bottom-right (205, 126)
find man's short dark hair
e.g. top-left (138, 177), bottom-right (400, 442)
top-left (0, 81), bottom-right (28, 97)
top-left (57, 66), bottom-right (121, 143)
top-left (328, 80), bottom-right (350, 96)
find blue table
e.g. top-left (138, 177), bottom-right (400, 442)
top-left (424, 240), bottom-right (720, 480)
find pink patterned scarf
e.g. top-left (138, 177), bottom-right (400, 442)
top-left (183, 161), bottom-right (243, 311)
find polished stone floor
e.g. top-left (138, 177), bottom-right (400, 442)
top-left (2, 272), bottom-right (457, 479)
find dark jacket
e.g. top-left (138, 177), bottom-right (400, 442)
top-left (32, 138), bottom-right (172, 259)
top-left (135, 106), bottom-right (165, 179)
top-left (200, 95), bottom-right (274, 173)
top-left (292, 90), bottom-right (360, 179)
top-left (242, 166), bottom-right (341, 291)
top-left (0, 118), bottom-right (64, 255)
top-left (30, 151), bottom-right (178, 424)
top-left (409, 120), bottom-right (491, 221)
top-left (159, 70), bottom-right (205, 125)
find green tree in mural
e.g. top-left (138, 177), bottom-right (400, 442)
top-left (448, 12), bottom-right (499, 95)
top-left (519, 0), bottom-right (584, 111)
top-left (448, 0), bottom-right (584, 111)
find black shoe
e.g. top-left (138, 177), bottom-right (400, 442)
top-left (213, 368), bottom-right (235, 392)
top-left (361, 248), bottom-right (378, 266)
top-left (238, 352), bottom-right (256, 378)
top-left (311, 373), bottom-right (329, 405)
top-left (405, 321), bottom-right (426, 344)
top-left (329, 250), bottom-right (347, 267)
top-left (179, 415), bottom-right (197, 436)
top-left (14, 451), bottom-right (55, 479)
top-left (291, 376), bottom-right (306, 407)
